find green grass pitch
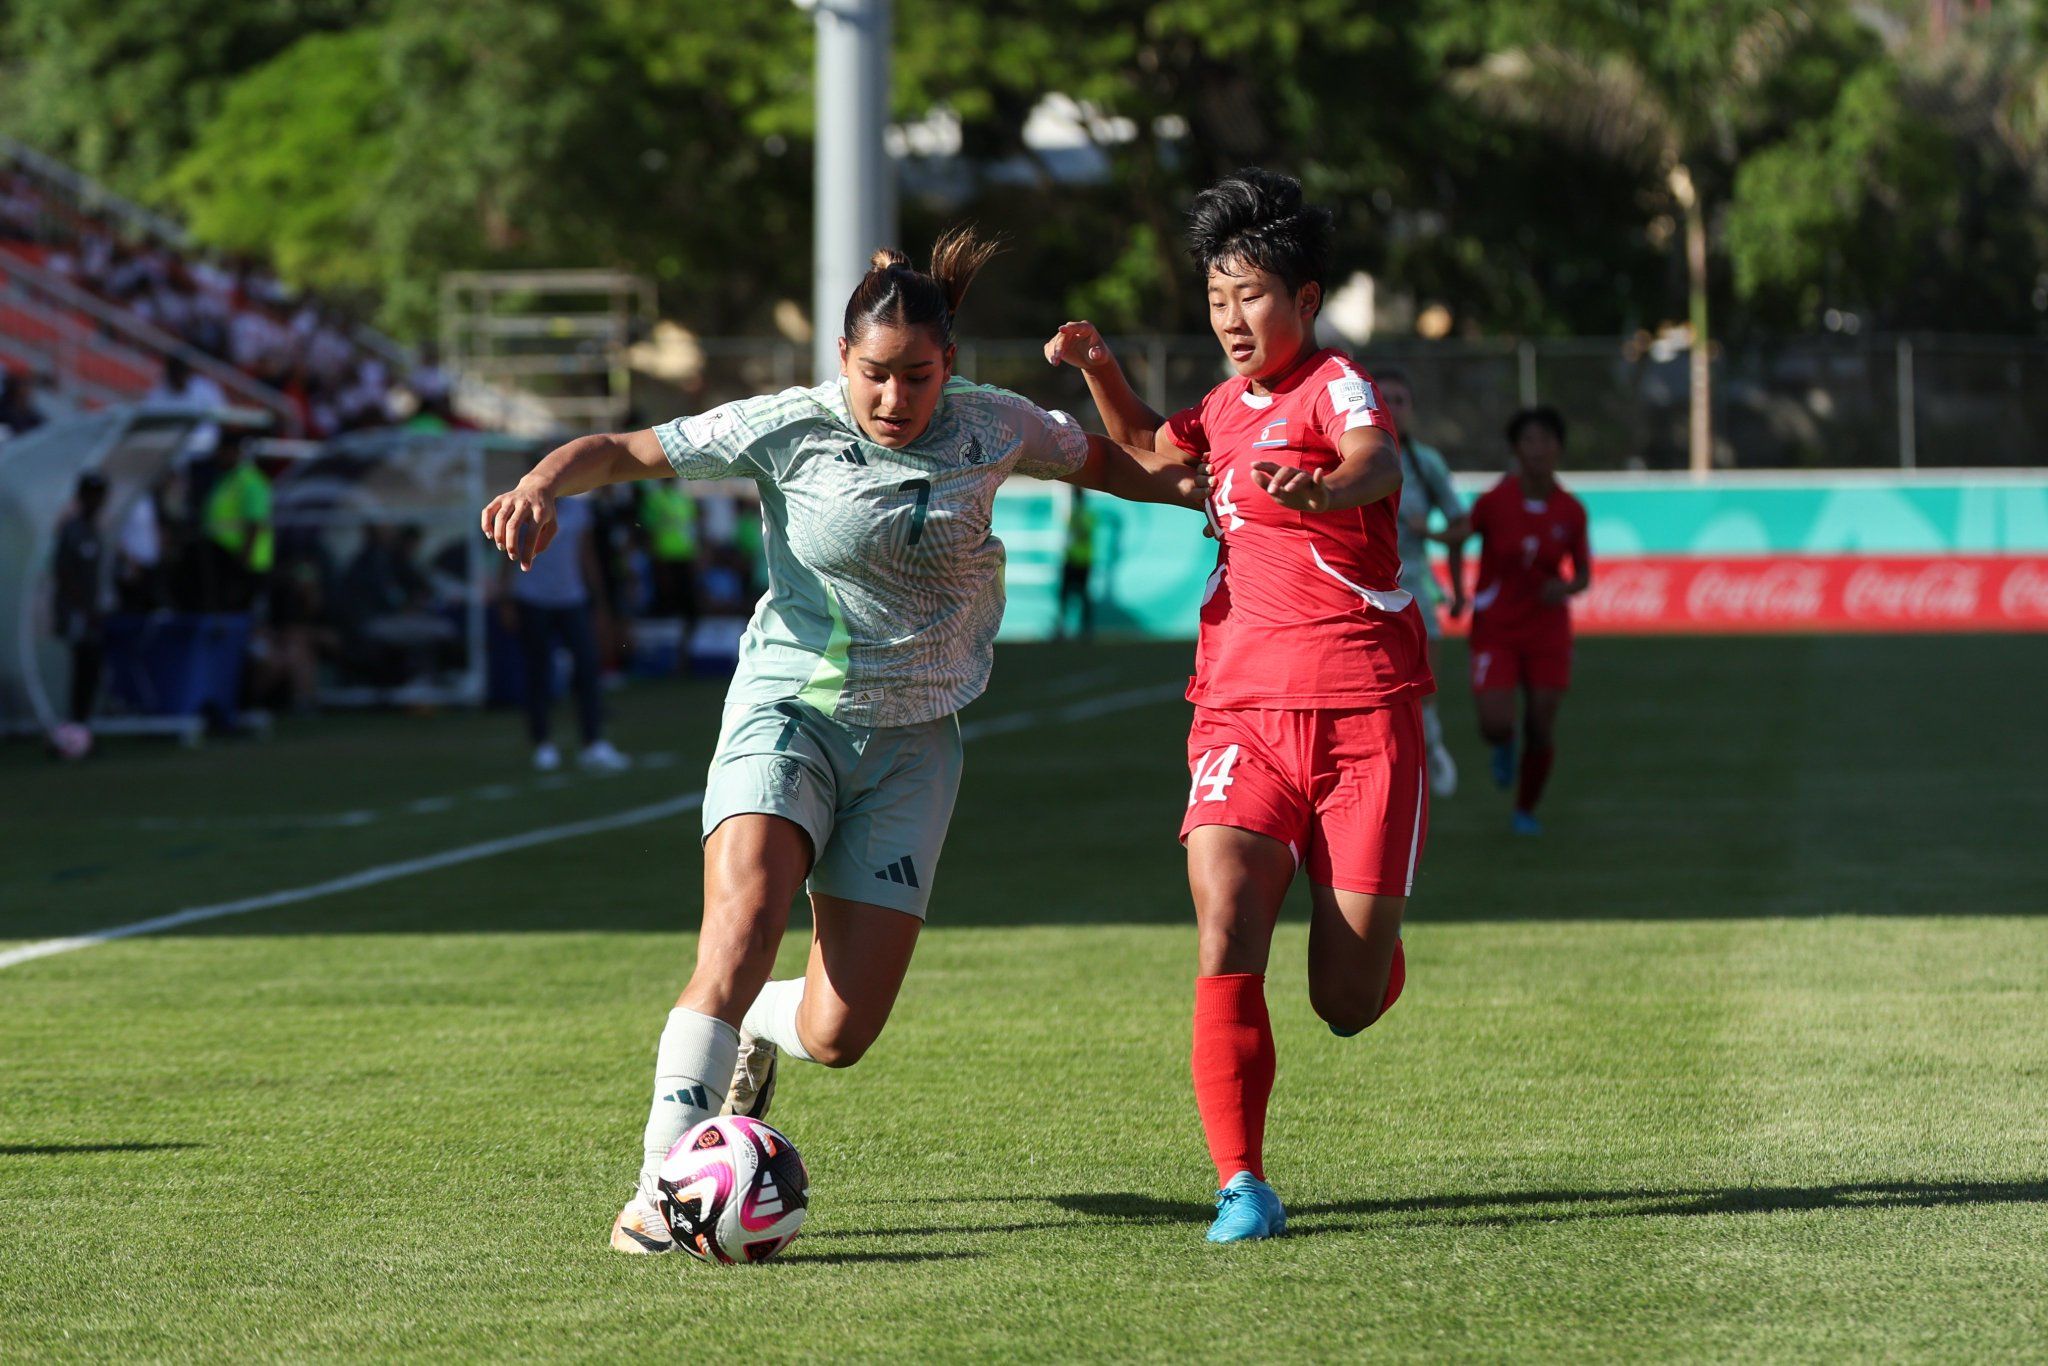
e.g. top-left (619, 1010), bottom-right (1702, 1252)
top-left (2, 636), bottom-right (2045, 1360)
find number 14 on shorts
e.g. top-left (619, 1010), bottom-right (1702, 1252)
top-left (1189, 744), bottom-right (1241, 805)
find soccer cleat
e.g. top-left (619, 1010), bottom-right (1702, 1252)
top-left (721, 1032), bottom-right (779, 1121)
top-left (578, 739), bottom-right (632, 772)
top-left (1511, 810), bottom-right (1544, 836)
top-left (532, 742), bottom-right (561, 773)
top-left (609, 1191), bottom-right (676, 1255)
top-left (1427, 742), bottom-right (1459, 798)
top-left (1489, 741), bottom-right (1515, 790)
top-left (1206, 1171), bottom-right (1287, 1243)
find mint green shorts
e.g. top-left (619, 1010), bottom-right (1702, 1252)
top-left (701, 697), bottom-right (963, 919)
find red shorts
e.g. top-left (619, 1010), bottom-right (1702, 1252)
top-left (1179, 702), bottom-right (1429, 897)
top-left (1469, 626), bottom-right (1573, 692)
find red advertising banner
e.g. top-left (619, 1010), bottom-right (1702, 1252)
top-left (1436, 556), bottom-right (2048, 634)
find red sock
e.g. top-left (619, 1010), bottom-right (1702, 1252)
top-left (1517, 743), bottom-right (1556, 815)
top-left (1191, 974), bottom-right (1275, 1187)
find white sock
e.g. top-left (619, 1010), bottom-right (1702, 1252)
top-left (741, 978), bottom-right (816, 1063)
top-left (1421, 699), bottom-right (1446, 752)
top-left (637, 1007), bottom-right (738, 1199)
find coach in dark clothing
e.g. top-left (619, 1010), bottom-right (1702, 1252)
top-left (53, 472), bottom-right (109, 721)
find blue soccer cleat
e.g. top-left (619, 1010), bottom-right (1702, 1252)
top-left (1206, 1171), bottom-right (1287, 1243)
top-left (1490, 741), bottom-right (1516, 790)
top-left (1511, 810), bottom-right (1544, 836)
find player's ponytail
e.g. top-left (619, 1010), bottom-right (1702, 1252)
top-left (843, 225), bottom-right (1000, 348)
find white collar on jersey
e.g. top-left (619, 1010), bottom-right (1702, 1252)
top-left (1238, 390), bottom-right (1275, 410)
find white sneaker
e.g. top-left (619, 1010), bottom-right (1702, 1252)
top-left (532, 742), bottom-right (561, 773)
top-left (1427, 742), bottom-right (1458, 798)
top-left (609, 1190), bottom-right (676, 1255)
top-left (578, 740), bottom-right (631, 772)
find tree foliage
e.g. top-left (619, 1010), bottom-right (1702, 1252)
top-left (3, 0), bottom-right (2044, 340)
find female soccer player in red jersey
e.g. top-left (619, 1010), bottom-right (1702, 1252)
top-left (1460, 406), bottom-right (1591, 835)
top-left (1047, 169), bottom-right (1432, 1242)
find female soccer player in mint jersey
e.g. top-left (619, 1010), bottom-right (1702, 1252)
top-left (1461, 405), bottom-right (1591, 835)
top-left (1047, 170), bottom-right (1432, 1242)
top-left (483, 229), bottom-right (1206, 1256)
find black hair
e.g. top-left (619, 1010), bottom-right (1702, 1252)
top-left (842, 225), bottom-right (1001, 350)
top-left (1506, 405), bottom-right (1567, 446)
top-left (1186, 168), bottom-right (1334, 304)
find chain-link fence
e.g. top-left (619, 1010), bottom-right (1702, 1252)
top-left (650, 334), bottom-right (2048, 472)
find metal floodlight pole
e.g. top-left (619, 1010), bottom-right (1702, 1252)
top-left (802, 0), bottom-right (895, 384)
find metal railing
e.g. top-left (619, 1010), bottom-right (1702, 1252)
top-left (654, 333), bottom-right (2048, 471)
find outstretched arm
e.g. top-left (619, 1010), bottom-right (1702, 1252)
top-left (481, 429), bottom-right (668, 570)
top-left (1045, 321), bottom-right (1177, 457)
top-left (1251, 427), bottom-right (1402, 515)
top-left (1063, 433), bottom-right (1209, 509)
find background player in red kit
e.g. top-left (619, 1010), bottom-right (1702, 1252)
top-left (1461, 405), bottom-right (1592, 835)
top-left (1046, 169), bottom-right (1433, 1242)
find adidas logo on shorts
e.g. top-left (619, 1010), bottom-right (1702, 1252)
top-left (873, 856), bottom-right (919, 888)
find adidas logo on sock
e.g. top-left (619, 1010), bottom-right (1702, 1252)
top-left (834, 447), bottom-right (868, 466)
top-left (662, 1084), bottom-right (709, 1110)
top-left (873, 855), bottom-right (919, 888)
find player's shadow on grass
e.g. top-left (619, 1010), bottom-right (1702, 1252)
top-left (1054, 1178), bottom-right (2048, 1234)
top-left (0, 1142), bottom-right (201, 1155)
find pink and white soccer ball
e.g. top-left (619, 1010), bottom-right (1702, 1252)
top-left (48, 723), bottom-right (93, 761)
top-left (656, 1115), bottom-right (809, 1264)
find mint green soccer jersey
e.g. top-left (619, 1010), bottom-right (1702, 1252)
top-left (653, 377), bottom-right (1091, 728)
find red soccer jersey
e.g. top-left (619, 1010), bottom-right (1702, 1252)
top-left (1468, 474), bottom-right (1592, 639)
top-left (1164, 348), bottom-right (1433, 709)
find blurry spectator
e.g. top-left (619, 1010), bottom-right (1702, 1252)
top-left (505, 494), bottom-right (628, 772)
top-left (0, 174), bottom-right (41, 241)
top-left (408, 342), bottom-right (453, 408)
top-left (145, 355), bottom-right (225, 466)
top-left (0, 370), bottom-right (47, 439)
top-left (115, 474), bottom-right (170, 612)
top-left (53, 471), bottom-right (109, 722)
top-left (199, 437), bottom-right (272, 612)
top-left (1056, 488), bottom-right (1099, 641)
top-left (639, 481), bottom-right (701, 639)
top-left (255, 537), bottom-right (337, 710)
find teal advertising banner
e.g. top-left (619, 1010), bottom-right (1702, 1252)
top-left (995, 474), bottom-right (2048, 641)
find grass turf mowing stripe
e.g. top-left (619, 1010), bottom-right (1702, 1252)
top-left (0, 681), bottom-right (1184, 972)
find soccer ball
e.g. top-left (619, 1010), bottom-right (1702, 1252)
top-left (656, 1115), bottom-right (809, 1264)
top-left (48, 722), bottom-right (93, 761)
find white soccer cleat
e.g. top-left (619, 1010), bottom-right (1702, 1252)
top-left (579, 739), bottom-right (632, 773)
top-left (1427, 742), bottom-right (1458, 798)
top-left (722, 1033), bottom-right (779, 1121)
top-left (609, 1190), bottom-right (676, 1255)
top-left (532, 742), bottom-right (562, 773)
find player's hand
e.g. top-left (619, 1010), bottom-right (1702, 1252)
top-left (1044, 321), bottom-right (1114, 374)
top-left (1539, 577), bottom-right (1572, 605)
top-left (1252, 460), bottom-right (1330, 513)
top-left (481, 478), bottom-right (558, 570)
top-left (1171, 458), bottom-right (1212, 511)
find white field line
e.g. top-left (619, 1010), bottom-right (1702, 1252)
top-left (0, 682), bottom-right (1184, 972)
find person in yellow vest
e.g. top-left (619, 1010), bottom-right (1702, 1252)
top-left (1056, 487), bottom-right (1100, 641)
top-left (201, 436), bottom-right (273, 612)
top-left (639, 480), bottom-right (700, 639)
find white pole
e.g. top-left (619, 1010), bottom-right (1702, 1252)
top-left (806, 0), bottom-right (895, 385)
top-left (1896, 335), bottom-right (1916, 471)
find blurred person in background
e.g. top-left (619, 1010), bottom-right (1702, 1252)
top-left (198, 435), bottom-right (272, 613)
top-left (1379, 368), bottom-right (1467, 797)
top-left (0, 370), bottom-right (47, 439)
top-left (1460, 406), bottom-right (1591, 835)
top-left (114, 472), bottom-right (171, 612)
top-left (145, 356), bottom-right (225, 470)
top-left (640, 479), bottom-right (701, 643)
top-left (1056, 487), bottom-right (1099, 641)
top-left (503, 493), bottom-right (629, 773)
top-left (53, 472), bottom-right (110, 723)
